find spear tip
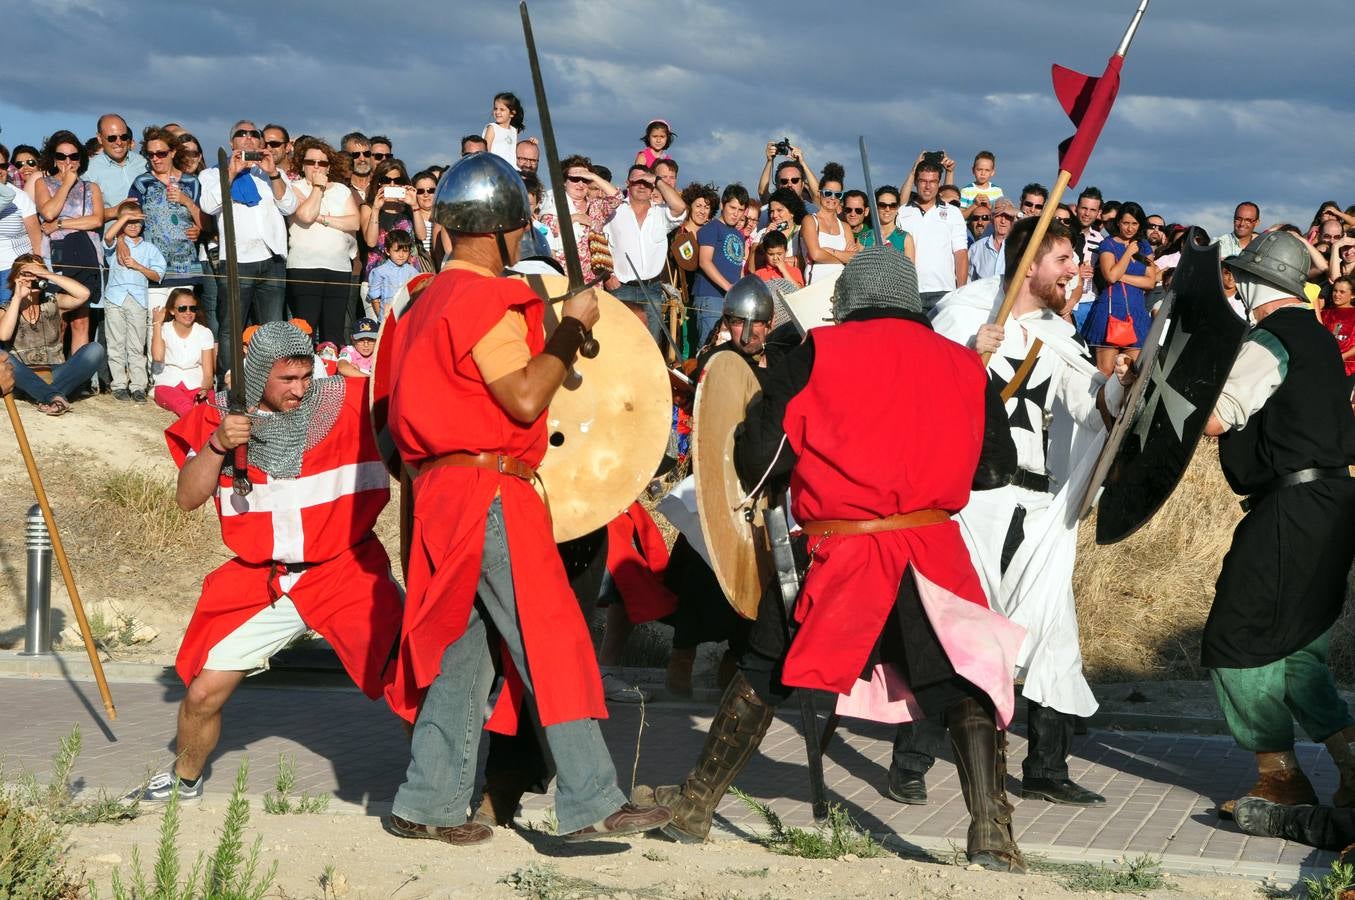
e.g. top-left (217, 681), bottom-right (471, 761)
top-left (1115, 0), bottom-right (1150, 57)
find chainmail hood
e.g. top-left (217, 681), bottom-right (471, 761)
top-left (830, 247), bottom-right (922, 322)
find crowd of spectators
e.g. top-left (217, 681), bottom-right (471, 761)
top-left (2, 103), bottom-right (1353, 420)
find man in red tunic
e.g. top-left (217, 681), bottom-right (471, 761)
top-left (381, 152), bottom-right (671, 845)
top-left (637, 248), bottom-right (1028, 872)
top-left (134, 321), bottom-right (404, 803)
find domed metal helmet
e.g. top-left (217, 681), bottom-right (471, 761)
top-left (433, 152), bottom-right (532, 236)
top-left (722, 276), bottom-right (776, 349)
top-left (1224, 231), bottom-right (1309, 299)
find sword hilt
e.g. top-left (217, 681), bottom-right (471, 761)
top-left (580, 333), bottom-right (599, 358)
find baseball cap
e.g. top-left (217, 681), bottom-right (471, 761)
top-left (352, 317), bottom-right (379, 341)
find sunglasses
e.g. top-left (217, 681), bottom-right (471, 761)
top-left (1021, 201), bottom-right (1044, 210)
top-left (103, 132), bottom-right (133, 143)
top-left (415, 187), bottom-right (436, 195)
top-left (820, 189), bottom-right (843, 200)
top-left (844, 206), bottom-right (866, 214)
top-left (148, 149), bottom-right (173, 159)
top-left (971, 215), bottom-right (990, 222)
top-left (351, 150), bottom-right (373, 158)
top-left (174, 305), bottom-right (197, 312)
top-left (1147, 223), bottom-right (1165, 231)
top-left (1234, 216), bottom-right (1258, 224)
top-left (53, 151), bottom-right (81, 162)
top-left (628, 179), bottom-right (655, 188)
top-left (302, 158), bottom-right (330, 168)
top-left (1055, 216), bottom-right (1072, 224)
top-left (265, 140), bottom-right (286, 149)
top-left (371, 152), bottom-right (391, 161)
top-left (15, 158), bottom-right (39, 168)
top-left (877, 201), bottom-right (900, 210)
top-left (233, 129), bottom-right (263, 139)
top-left (777, 177), bottom-right (802, 185)
top-left (565, 175), bottom-right (592, 184)
top-left (381, 175), bottom-right (405, 184)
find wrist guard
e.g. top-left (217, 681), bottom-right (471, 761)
top-left (542, 316), bottom-right (588, 367)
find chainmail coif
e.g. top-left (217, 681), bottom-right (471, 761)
top-left (830, 247), bottom-right (923, 322)
top-left (764, 277), bottom-right (798, 331)
top-left (222, 321), bottom-right (346, 479)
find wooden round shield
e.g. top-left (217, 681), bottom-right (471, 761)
top-left (693, 352), bottom-right (772, 620)
top-left (369, 271), bottom-right (671, 543)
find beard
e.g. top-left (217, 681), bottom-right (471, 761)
top-left (1030, 270), bottom-right (1070, 311)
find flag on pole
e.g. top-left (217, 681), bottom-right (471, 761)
top-left (1052, 55), bottom-right (1124, 188)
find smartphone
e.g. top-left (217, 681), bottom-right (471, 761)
top-left (383, 186), bottom-right (405, 201)
top-left (240, 151), bottom-right (264, 162)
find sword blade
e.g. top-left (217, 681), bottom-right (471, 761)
top-left (858, 136), bottom-right (886, 252)
top-left (216, 147), bottom-right (251, 496)
top-left (520, 2), bottom-right (585, 292)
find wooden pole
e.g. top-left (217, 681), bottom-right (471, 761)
top-left (980, 168), bottom-right (1074, 365)
top-left (4, 393), bottom-right (116, 720)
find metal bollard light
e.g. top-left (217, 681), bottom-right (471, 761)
top-left (20, 503), bottom-right (53, 656)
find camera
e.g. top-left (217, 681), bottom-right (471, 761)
top-left (31, 277), bottom-right (60, 299)
top-left (773, 137), bottom-right (792, 157)
top-left (922, 150), bottom-right (945, 167)
top-left (240, 151), bottom-right (265, 162)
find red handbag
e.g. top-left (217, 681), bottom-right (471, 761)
top-left (1105, 283), bottom-right (1136, 347)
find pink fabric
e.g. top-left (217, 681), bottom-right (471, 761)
top-left (154, 382), bottom-right (199, 418)
top-left (833, 567), bottom-right (1027, 728)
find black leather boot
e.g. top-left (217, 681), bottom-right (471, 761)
top-left (638, 671), bottom-right (774, 843)
top-left (1020, 700), bottom-right (1105, 806)
top-left (1235, 797), bottom-right (1353, 850)
top-left (948, 697), bottom-right (1026, 873)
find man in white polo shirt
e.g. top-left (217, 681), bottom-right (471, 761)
top-left (898, 159), bottom-right (967, 309)
top-left (604, 163), bottom-right (687, 345)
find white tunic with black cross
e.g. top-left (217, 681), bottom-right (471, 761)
top-left (931, 277), bottom-right (1124, 717)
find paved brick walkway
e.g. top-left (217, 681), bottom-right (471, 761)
top-left (0, 673), bottom-right (1339, 879)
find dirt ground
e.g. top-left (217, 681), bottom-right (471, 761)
top-left (66, 803), bottom-right (1283, 900)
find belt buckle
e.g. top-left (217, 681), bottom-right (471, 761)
top-left (495, 454), bottom-right (507, 474)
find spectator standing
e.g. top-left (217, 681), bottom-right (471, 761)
top-left (604, 164), bottom-right (688, 340)
top-left (841, 190), bottom-right (869, 241)
top-left (1216, 202), bottom-right (1261, 259)
top-left (102, 202), bottom-right (165, 401)
top-left (286, 137), bottom-right (359, 347)
top-left (654, 158), bottom-right (679, 191)
top-left (85, 114), bottom-right (147, 226)
top-left (369, 136), bottom-right (394, 163)
top-left (1081, 201), bottom-right (1157, 374)
top-left (757, 144), bottom-right (820, 207)
top-left (410, 170), bottom-right (439, 262)
top-left (897, 159), bottom-right (967, 308)
top-left (366, 229), bottom-right (419, 321)
top-left (968, 197), bottom-right (1017, 281)
top-left (857, 185), bottom-right (915, 260)
top-left (752, 230), bottom-right (803, 287)
top-left (262, 124), bottom-right (293, 175)
top-left (538, 155), bottom-right (621, 283)
top-left (460, 135), bottom-right (489, 156)
top-left (515, 140), bottom-right (539, 175)
top-left (0, 254), bottom-right (104, 414)
top-left (1321, 275), bottom-right (1355, 377)
top-left (1069, 186), bottom-right (1105, 327)
top-left (1018, 183), bottom-right (1049, 219)
top-left (484, 92), bottom-right (526, 166)
top-left (799, 162), bottom-right (857, 285)
top-left (9, 145), bottom-right (43, 197)
top-left (691, 183), bottom-right (748, 340)
top-left (342, 132), bottom-right (375, 200)
top-left (35, 130), bottom-right (104, 354)
top-left (151, 287), bottom-right (215, 417)
top-left (360, 159), bottom-right (416, 280)
top-left (0, 157), bottom-right (42, 303)
top-left (130, 126), bottom-right (203, 332)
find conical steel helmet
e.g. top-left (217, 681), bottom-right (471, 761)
top-left (722, 275), bottom-right (776, 324)
top-left (1224, 230), bottom-right (1309, 299)
top-left (433, 151), bottom-right (532, 235)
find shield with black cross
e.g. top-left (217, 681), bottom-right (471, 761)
top-left (1078, 226), bottom-right (1247, 543)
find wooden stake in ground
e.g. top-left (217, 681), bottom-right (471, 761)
top-left (3, 393), bottom-right (116, 720)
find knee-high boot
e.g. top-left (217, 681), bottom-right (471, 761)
top-left (948, 697), bottom-right (1026, 874)
top-left (1235, 797), bottom-right (1355, 851)
top-left (636, 671), bottom-right (774, 843)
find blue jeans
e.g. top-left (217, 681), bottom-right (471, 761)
top-left (612, 281), bottom-right (664, 346)
top-left (9, 343), bottom-right (107, 404)
top-left (692, 295), bottom-right (724, 347)
top-left (392, 498), bottom-right (626, 833)
top-left (217, 256), bottom-right (286, 379)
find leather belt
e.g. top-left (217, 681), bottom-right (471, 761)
top-left (1240, 466), bottom-right (1351, 512)
top-left (800, 508), bottom-right (951, 536)
top-left (1011, 468), bottom-right (1052, 494)
top-left (414, 452), bottom-right (536, 482)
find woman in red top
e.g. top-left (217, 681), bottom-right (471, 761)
top-left (1321, 275), bottom-right (1355, 377)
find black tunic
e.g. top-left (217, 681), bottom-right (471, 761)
top-left (1202, 306), bottom-right (1355, 669)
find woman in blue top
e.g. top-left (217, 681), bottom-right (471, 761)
top-left (128, 126), bottom-right (202, 321)
top-left (1080, 200), bottom-right (1159, 375)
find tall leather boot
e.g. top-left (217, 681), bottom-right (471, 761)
top-left (637, 671), bottom-right (774, 843)
top-left (948, 697), bottom-right (1026, 874)
top-left (1324, 726), bottom-right (1355, 808)
top-left (1235, 797), bottom-right (1354, 850)
top-left (1220, 750), bottom-right (1318, 818)
top-left (1020, 700), bottom-right (1104, 806)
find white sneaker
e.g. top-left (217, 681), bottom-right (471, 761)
top-left (129, 771), bottom-right (203, 803)
top-left (600, 671), bottom-right (651, 703)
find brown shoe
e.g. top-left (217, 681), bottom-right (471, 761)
top-left (384, 813), bottom-right (493, 846)
top-left (1219, 750), bottom-right (1318, 818)
top-left (561, 803), bottom-right (673, 843)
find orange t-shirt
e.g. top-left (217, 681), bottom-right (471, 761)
top-left (756, 263), bottom-right (805, 287)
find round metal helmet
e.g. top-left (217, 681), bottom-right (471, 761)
top-left (517, 225), bottom-right (554, 265)
top-left (433, 151), bottom-right (532, 235)
top-left (1224, 231), bottom-right (1309, 299)
top-left (722, 275), bottom-right (776, 323)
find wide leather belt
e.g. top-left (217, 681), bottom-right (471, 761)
top-left (415, 452), bottom-right (536, 482)
top-left (800, 508), bottom-right (951, 537)
top-left (1010, 468), bottom-right (1052, 494)
top-left (1240, 466), bottom-right (1351, 512)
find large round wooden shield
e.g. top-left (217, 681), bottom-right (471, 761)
top-left (693, 352), bottom-right (772, 619)
top-left (370, 271), bottom-right (671, 543)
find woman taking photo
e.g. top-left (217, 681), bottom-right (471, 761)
top-left (129, 126), bottom-right (202, 324)
top-left (1081, 200), bottom-right (1158, 374)
top-left (151, 286), bottom-right (216, 417)
top-left (798, 162), bottom-right (857, 284)
top-left (34, 131), bottom-right (103, 353)
top-left (360, 158), bottom-right (416, 279)
top-left (287, 137), bottom-right (359, 347)
top-left (0, 253), bottom-right (103, 415)
top-left (747, 186), bottom-right (805, 274)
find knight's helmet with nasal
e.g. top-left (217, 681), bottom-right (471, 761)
top-left (432, 152), bottom-right (535, 272)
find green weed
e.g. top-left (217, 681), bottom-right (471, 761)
top-left (1303, 859), bottom-right (1355, 900)
top-left (1028, 853), bottom-right (1170, 893)
top-left (261, 753), bottom-right (329, 815)
top-left (732, 787), bottom-right (885, 859)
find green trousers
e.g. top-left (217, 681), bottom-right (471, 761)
top-left (1210, 630), bottom-right (1354, 752)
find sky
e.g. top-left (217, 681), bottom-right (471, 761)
top-left (2, 0), bottom-right (1348, 238)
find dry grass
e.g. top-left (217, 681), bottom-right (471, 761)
top-left (90, 470), bottom-right (214, 559)
top-left (1076, 441), bottom-right (1355, 682)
